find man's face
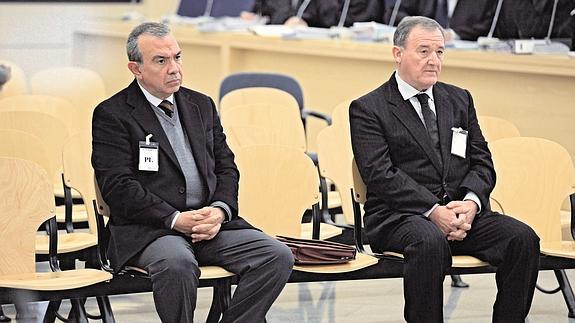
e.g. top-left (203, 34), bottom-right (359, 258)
top-left (129, 34), bottom-right (183, 99)
top-left (393, 26), bottom-right (445, 91)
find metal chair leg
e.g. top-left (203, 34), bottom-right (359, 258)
top-left (96, 296), bottom-right (116, 323)
top-left (42, 300), bottom-right (61, 323)
top-left (206, 279), bottom-right (232, 323)
top-left (450, 274), bottom-right (470, 288)
top-left (68, 299), bottom-right (89, 323)
top-left (554, 269), bottom-right (575, 318)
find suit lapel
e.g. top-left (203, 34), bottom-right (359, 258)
top-left (433, 84), bottom-right (453, 177)
top-left (127, 81), bottom-right (181, 173)
top-left (175, 91), bottom-right (209, 186)
top-left (386, 76), bottom-right (443, 174)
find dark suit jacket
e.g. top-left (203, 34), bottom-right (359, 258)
top-left (388, 0), bottom-right (497, 40)
top-left (349, 73), bottom-right (496, 252)
top-left (92, 80), bottom-right (253, 272)
top-left (302, 0), bottom-right (385, 28)
top-left (495, 0), bottom-right (575, 41)
top-left (252, 0), bottom-right (297, 24)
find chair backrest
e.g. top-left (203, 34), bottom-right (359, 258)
top-left (0, 110), bottom-right (70, 185)
top-left (220, 87), bottom-right (298, 113)
top-left (177, 0), bottom-right (255, 18)
top-left (0, 95), bottom-right (80, 135)
top-left (0, 60), bottom-right (28, 99)
top-left (220, 102), bottom-right (307, 152)
top-left (316, 101), bottom-right (354, 223)
top-left (234, 145), bottom-right (319, 237)
top-left (352, 158), bottom-right (368, 205)
top-left (0, 129), bottom-right (55, 182)
top-left (0, 157), bottom-right (55, 275)
top-left (30, 67), bottom-right (106, 130)
top-left (478, 115), bottom-right (521, 143)
top-left (219, 72), bottom-right (304, 111)
top-left (490, 137), bottom-right (575, 242)
top-left (62, 134), bottom-right (99, 234)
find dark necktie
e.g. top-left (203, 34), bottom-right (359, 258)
top-left (415, 93), bottom-right (442, 164)
top-left (435, 0), bottom-right (449, 28)
top-left (158, 100), bottom-right (174, 118)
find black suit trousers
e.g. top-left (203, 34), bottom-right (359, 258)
top-left (382, 212), bottom-right (540, 323)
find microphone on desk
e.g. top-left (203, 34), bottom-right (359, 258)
top-left (337, 0), bottom-right (351, 28)
top-left (477, 0), bottom-right (504, 47)
top-left (388, 0), bottom-right (403, 27)
top-left (296, 0), bottom-right (312, 20)
top-left (202, 0), bottom-right (215, 17)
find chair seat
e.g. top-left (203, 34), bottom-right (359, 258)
top-left (55, 204), bottom-right (89, 223)
top-left (382, 251), bottom-right (488, 268)
top-left (0, 269), bottom-right (112, 290)
top-left (300, 222), bottom-right (343, 240)
top-left (541, 240), bottom-right (575, 259)
top-left (36, 232), bottom-right (98, 254)
top-left (124, 265), bottom-right (235, 280)
top-left (293, 252), bottom-right (378, 274)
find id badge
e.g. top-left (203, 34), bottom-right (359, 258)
top-left (450, 127), bottom-right (468, 158)
top-left (139, 134), bottom-right (159, 172)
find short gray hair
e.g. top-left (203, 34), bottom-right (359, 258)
top-left (126, 22), bottom-right (171, 62)
top-left (393, 16), bottom-right (444, 47)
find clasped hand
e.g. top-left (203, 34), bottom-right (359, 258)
top-left (430, 200), bottom-right (478, 241)
top-left (173, 207), bottom-right (225, 243)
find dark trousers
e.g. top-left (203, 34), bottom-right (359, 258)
top-left (131, 229), bottom-right (294, 323)
top-left (382, 212), bottom-right (540, 323)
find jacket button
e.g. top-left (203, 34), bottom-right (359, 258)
top-left (178, 187), bottom-right (185, 194)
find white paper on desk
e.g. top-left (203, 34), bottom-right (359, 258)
top-left (249, 25), bottom-right (295, 37)
top-left (446, 40), bottom-right (480, 50)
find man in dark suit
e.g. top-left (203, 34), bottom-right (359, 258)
top-left (284, 0), bottom-right (385, 28)
top-left (495, 0), bottom-right (575, 47)
top-left (92, 22), bottom-right (294, 323)
top-left (387, 0), bottom-right (497, 41)
top-left (350, 16), bottom-right (540, 323)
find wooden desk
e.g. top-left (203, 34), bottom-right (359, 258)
top-left (73, 21), bottom-right (575, 160)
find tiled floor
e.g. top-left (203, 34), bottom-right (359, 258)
top-left (4, 269), bottom-right (575, 322)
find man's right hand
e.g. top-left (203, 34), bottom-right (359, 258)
top-left (172, 210), bottom-right (210, 235)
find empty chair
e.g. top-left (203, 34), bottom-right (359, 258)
top-left (0, 95), bottom-right (81, 136)
top-left (478, 115), bottom-right (521, 143)
top-left (30, 66), bottom-right (106, 131)
top-left (220, 100), bottom-right (306, 152)
top-left (234, 144), bottom-right (377, 274)
top-left (221, 99), bottom-right (341, 239)
top-left (0, 157), bottom-right (113, 321)
top-left (219, 72), bottom-right (331, 130)
top-left (490, 137), bottom-right (575, 309)
top-left (0, 59), bottom-right (27, 99)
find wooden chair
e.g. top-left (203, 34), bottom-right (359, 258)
top-left (30, 66), bottom-right (106, 132)
top-left (351, 158), bottom-right (489, 269)
top-left (0, 60), bottom-right (27, 99)
top-left (0, 94), bottom-right (81, 136)
top-left (477, 115), bottom-right (521, 143)
top-left (234, 144), bottom-right (378, 274)
top-left (219, 72), bottom-right (331, 129)
top-left (0, 157), bottom-right (113, 322)
top-left (490, 137), bottom-right (575, 308)
top-left (89, 133), bottom-right (235, 322)
top-left (220, 97), bottom-right (342, 240)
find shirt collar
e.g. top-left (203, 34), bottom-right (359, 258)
top-left (394, 72), bottom-right (434, 102)
top-left (137, 82), bottom-right (174, 107)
